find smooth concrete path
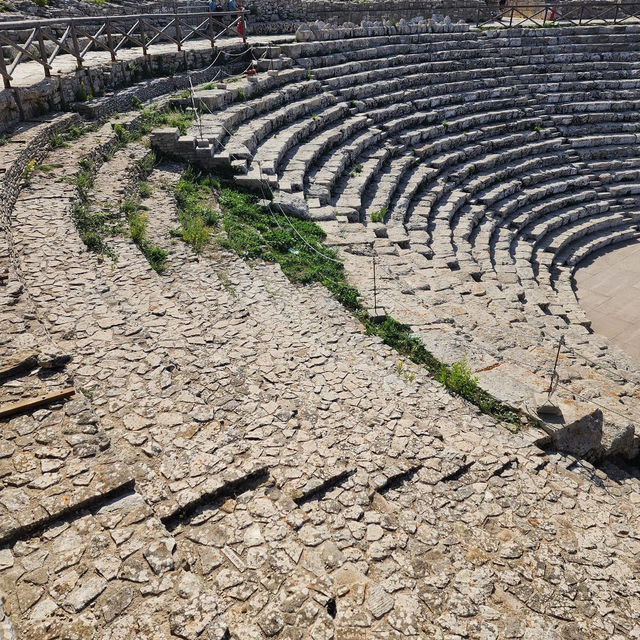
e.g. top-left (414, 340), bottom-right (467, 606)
top-left (574, 239), bottom-right (640, 364)
top-left (5, 34), bottom-right (292, 88)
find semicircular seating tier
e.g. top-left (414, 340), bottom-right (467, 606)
top-left (152, 24), bottom-right (640, 455)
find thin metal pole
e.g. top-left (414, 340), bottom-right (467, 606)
top-left (548, 334), bottom-right (565, 396)
top-left (372, 252), bottom-right (378, 314)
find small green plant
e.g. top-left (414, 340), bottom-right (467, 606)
top-left (0, 136), bottom-right (7, 147)
top-left (237, 87), bottom-right (246, 101)
top-left (306, 68), bottom-right (313, 80)
top-left (126, 204), bottom-right (168, 272)
top-left (533, 123), bottom-right (542, 132)
top-left (75, 82), bottom-right (88, 102)
top-left (370, 207), bottom-right (387, 223)
top-left (390, 17), bottom-right (398, 27)
top-left (180, 216), bottom-right (210, 252)
top-left (311, 114), bottom-right (318, 121)
top-left (32, 0), bottom-right (48, 7)
top-left (130, 96), bottom-right (143, 109)
top-left (437, 358), bottom-right (478, 396)
top-left (442, 120), bottom-right (450, 128)
top-left (50, 133), bottom-right (69, 149)
top-left (129, 210), bottom-right (147, 245)
top-left (139, 181), bottom-right (152, 198)
top-left (354, 164), bottom-right (363, 174)
top-left (22, 159), bottom-right (36, 183)
top-left (34, 163), bottom-right (62, 173)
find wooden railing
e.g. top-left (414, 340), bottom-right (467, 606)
top-left (0, 10), bottom-right (247, 88)
top-left (477, 2), bottom-right (640, 27)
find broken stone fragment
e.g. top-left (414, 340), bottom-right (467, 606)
top-left (37, 350), bottom-right (72, 370)
top-left (63, 575), bottom-right (107, 612)
top-left (143, 538), bottom-right (176, 575)
top-left (367, 584), bottom-right (394, 619)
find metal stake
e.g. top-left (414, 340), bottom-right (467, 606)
top-left (372, 252), bottom-right (378, 314)
top-left (548, 334), bottom-right (565, 397)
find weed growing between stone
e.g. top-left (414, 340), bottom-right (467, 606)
top-left (174, 167), bottom-right (522, 428)
top-left (122, 201), bottom-right (168, 273)
top-left (71, 159), bottom-right (121, 260)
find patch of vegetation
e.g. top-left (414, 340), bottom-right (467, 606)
top-left (0, 136), bottom-right (7, 146)
top-left (122, 200), bottom-right (167, 273)
top-left (50, 123), bottom-right (95, 150)
top-left (218, 187), bottom-right (361, 311)
top-left (112, 107), bottom-right (195, 145)
top-left (71, 160), bottom-right (122, 260)
top-left (237, 87), bottom-right (246, 101)
top-left (32, 0), bottom-right (48, 7)
top-left (306, 68), bottom-right (313, 80)
top-left (34, 162), bottom-right (62, 173)
top-left (22, 159), bottom-right (36, 183)
top-left (139, 181), bottom-right (152, 198)
top-left (370, 207), bottom-right (387, 223)
top-left (173, 167), bottom-right (221, 252)
top-left (533, 123), bottom-right (542, 132)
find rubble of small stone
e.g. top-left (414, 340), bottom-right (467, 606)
top-left (3, 23), bottom-right (640, 640)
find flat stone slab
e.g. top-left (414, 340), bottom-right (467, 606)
top-left (0, 394), bottom-right (134, 544)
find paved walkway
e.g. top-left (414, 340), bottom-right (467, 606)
top-left (5, 34), bottom-right (292, 88)
top-left (574, 238), bottom-right (640, 363)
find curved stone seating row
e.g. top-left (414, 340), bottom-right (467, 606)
top-left (152, 24), bottom-right (640, 439)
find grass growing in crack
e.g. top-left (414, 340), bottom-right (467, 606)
top-left (112, 107), bottom-right (195, 145)
top-left (139, 181), bottom-right (152, 198)
top-left (122, 200), bottom-right (167, 273)
top-left (370, 207), bottom-right (387, 223)
top-left (174, 167), bottom-right (220, 252)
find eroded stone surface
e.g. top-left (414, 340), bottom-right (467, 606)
top-left (3, 26), bottom-right (640, 640)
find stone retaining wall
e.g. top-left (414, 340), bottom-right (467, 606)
top-left (0, 46), bottom-right (248, 134)
top-left (250, 0), bottom-right (486, 24)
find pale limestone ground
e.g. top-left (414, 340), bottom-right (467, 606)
top-left (4, 24), bottom-right (640, 640)
top-left (574, 239), bottom-right (640, 364)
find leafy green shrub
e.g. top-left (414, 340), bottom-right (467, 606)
top-left (180, 216), bottom-right (210, 252)
top-left (437, 358), bottom-right (478, 396)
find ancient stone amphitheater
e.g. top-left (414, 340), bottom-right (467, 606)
top-left (3, 12), bottom-right (640, 640)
